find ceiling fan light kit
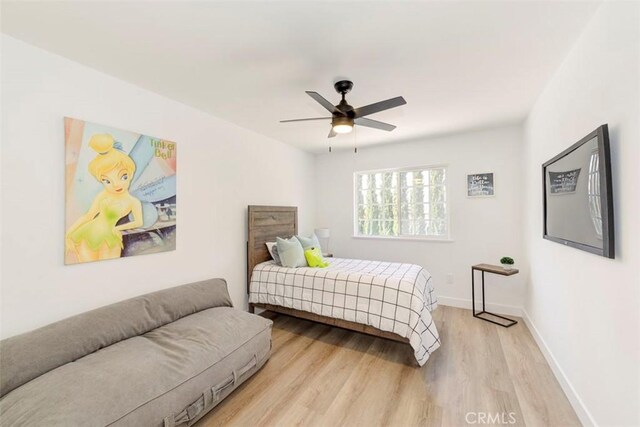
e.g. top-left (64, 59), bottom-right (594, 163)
top-left (332, 116), bottom-right (353, 134)
top-left (280, 79), bottom-right (406, 140)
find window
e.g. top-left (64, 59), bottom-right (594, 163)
top-left (587, 149), bottom-right (603, 238)
top-left (354, 166), bottom-right (449, 239)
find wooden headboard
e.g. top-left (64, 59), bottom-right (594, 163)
top-left (247, 205), bottom-right (297, 293)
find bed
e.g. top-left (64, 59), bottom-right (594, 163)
top-left (246, 205), bottom-right (440, 365)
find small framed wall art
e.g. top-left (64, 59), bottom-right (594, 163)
top-left (467, 172), bottom-right (494, 197)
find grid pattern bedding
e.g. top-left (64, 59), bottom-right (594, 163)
top-left (249, 258), bottom-right (440, 365)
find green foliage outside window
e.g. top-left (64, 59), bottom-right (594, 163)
top-left (356, 167), bottom-right (448, 238)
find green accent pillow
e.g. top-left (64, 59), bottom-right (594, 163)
top-left (296, 233), bottom-right (321, 250)
top-left (304, 247), bottom-right (329, 268)
top-left (276, 237), bottom-right (307, 268)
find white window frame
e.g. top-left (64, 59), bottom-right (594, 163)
top-left (353, 164), bottom-right (451, 241)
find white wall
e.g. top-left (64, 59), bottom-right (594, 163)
top-left (315, 125), bottom-right (525, 311)
top-left (0, 36), bottom-right (315, 339)
top-left (523, 2), bottom-right (639, 426)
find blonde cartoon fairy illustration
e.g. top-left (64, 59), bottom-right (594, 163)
top-left (65, 134), bottom-right (143, 262)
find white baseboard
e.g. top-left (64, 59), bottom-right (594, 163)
top-left (521, 310), bottom-right (596, 427)
top-left (437, 295), bottom-right (523, 317)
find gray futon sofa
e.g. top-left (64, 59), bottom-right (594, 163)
top-left (0, 278), bottom-right (272, 426)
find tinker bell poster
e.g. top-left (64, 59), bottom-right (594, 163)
top-left (65, 117), bottom-right (177, 265)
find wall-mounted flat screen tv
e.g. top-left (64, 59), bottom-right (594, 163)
top-left (542, 124), bottom-right (614, 258)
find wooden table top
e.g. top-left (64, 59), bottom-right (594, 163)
top-left (473, 263), bottom-right (519, 276)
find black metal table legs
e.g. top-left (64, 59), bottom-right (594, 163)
top-left (472, 267), bottom-right (518, 328)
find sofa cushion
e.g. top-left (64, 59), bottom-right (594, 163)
top-left (0, 307), bottom-right (272, 427)
top-left (0, 278), bottom-right (233, 398)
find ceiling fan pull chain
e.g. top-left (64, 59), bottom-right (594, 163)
top-left (354, 125), bottom-right (358, 154)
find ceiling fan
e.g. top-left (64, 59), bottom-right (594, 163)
top-left (280, 80), bottom-right (406, 138)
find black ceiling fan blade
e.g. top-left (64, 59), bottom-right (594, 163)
top-left (354, 117), bottom-right (396, 132)
top-left (328, 128), bottom-right (337, 138)
top-left (306, 91), bottom-right (344, 115)
top-left (280, 117), bottom-right (331, 123)
top-left (352, 96), bottom-right (407, 118)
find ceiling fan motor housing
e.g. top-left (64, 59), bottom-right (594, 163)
top-left (332, 115), bottom-right (353, 127)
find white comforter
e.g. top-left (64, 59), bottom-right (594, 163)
top-left (249, 258), bottom-right (440, 365)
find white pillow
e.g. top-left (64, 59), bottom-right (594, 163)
top-left (295, 233), bottom-right (322, 250)
top-left (276, 236), bottom-right (307, 268)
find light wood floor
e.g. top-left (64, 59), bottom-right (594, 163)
top-left (197, 306), bottom-right (580, 427)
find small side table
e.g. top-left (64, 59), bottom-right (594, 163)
top-left (472, 264), bottom-right (519, 328)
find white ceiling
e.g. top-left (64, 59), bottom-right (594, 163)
top-left (1, 1), bottom-right (600, 153)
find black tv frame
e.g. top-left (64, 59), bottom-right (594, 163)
top-left (542, 124), bottom-right (614, 258)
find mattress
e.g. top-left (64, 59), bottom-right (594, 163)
top-left (249, 257), bottom-right (440, 365)
top-left (0, 307), bottom-right (272, 427)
